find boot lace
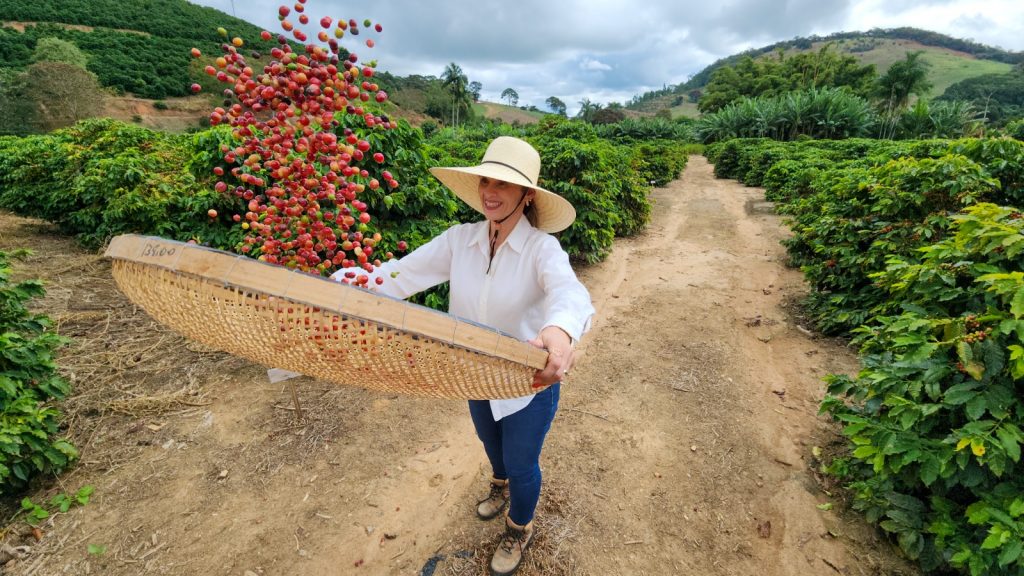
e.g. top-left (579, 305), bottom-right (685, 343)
top-left (479, 482), bottom-right (506, 505)
top-left (499, 525), bottom-right (527, 554)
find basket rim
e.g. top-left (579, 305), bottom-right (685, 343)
top-left (104, 234), bottom-right (548, 371)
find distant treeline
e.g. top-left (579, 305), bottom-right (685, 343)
top-left (938, 70), bottom-right (1024, 125)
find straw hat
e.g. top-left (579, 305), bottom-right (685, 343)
top-left (429, 136), bottom-right (576, 233)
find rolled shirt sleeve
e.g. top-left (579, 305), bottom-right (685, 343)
top-left (330, 228), bottom-right (455, 299)
top-left (536, 235), bottom-right (594, 343)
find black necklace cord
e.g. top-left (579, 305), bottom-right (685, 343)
top-left (486, 189), bottom-right (529, 274)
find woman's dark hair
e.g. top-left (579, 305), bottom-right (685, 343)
top-left (523, 186), bottom-right (538, 227)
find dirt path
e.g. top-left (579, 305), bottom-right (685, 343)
top-left (0, 157), bottom-right (916, 576)
top-left (549, 157), bottom-right (914, 576)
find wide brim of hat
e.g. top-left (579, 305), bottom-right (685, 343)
top-left (430, 165), bottom-right (576, 233)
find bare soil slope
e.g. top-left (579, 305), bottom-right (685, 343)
top-left (102, 96), bottom-right (209, 133)
top-left (0, 158), bottom-right (917, 576)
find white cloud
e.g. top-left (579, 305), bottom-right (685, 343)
top-left (579, 57), bottom-right (613, 72)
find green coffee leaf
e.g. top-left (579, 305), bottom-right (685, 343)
top-left (945, 383), bottom-right (979, 405)
top-left (965, 395), bottom-right (987, 420)
top-left (997, 427), bottom-right (1021, 462)
top-left (997, 540), bottom-right (1022, 568)
top-left (1011, 287), bottom-right (1024, 319)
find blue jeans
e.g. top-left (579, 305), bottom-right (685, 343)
top-left (468, 384), bottom-right (560, 526)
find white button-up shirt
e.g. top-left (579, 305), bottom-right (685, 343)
top-left (333, 217), bottom-right (594, 420)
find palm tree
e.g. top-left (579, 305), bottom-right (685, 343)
top-left (876, 51), bottom-right (933, 112)
top-left (441, 62), bottom-right (470, 126)
top-left (576, 98), bottom-right (603, 122)
top-left (875, 51), bottom-right (932, 139)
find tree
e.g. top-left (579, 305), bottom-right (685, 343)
top-left (501, 87), bottom-right (519, 106)
top-left (698, 59), bottom-right (752, 113)
top-left (441, 62), bottom-right (470, 126)
top-left (469, 81), bottom-right (482, 102)
top-left (31, 37), bottom-right (89, 68)
top-left (876, 51), bottom-right (933, 111)
top-left (576, 98), bottom-right (603, 122)
top-left (0, 69), bottom-right (35, 135)
top-left (592, 107), bottom-right (625, 124)
top-left (24, 61), bottom-right (105, 132)
top-left (937, 70), bottom-right (1024, 126)
top-left (697, 47), bottom-right (877, 113)
top-left (545, 96), bottom-right (566, 116)
top-left (784, 44), bottom-right (877, 97)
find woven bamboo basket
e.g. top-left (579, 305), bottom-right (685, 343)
top-left (104, 235), bottom-right (548, 399)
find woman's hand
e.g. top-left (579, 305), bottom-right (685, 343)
top-left (528, 326), bottom-right (574, 388)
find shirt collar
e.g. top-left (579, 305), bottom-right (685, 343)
top-left (468, 216), bottom-right (534, 256)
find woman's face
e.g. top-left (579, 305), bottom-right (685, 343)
top-left (478, 177), bottom-right (534, 222)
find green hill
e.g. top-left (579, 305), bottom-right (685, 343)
top-left (630, 27), bottom-right (1022, 118)
top-left (474, 102), bottom-right (546, 124)
top-left (0, 0), bottom-right (451, 132)
top-left (0, 0), bottom-right (282, 98)
top-left (785, 37), bottom-right (1013, 99)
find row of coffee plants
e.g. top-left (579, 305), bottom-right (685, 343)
top-left (824, 204), bottom-right (1024, 575)
top-left (0, 120), bottom-right (244, 250)
top-left (0, 117), bottom-right (688, 268)
top-left (708, 137), bottom-right (1024, 333)
top-left (0, 250), bottom-right (76, 494)
top-left (705, 136), bottom-right (1024, 574)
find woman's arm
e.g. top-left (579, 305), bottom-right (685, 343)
top-left (532, 235), bottom-right (595, 386)
top-left (536, 235), bottom-right (594, 342)
top-left (330, 227), bottom-right (456, 299)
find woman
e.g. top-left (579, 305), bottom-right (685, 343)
top-left (333, 136), bottom-right (594, 575)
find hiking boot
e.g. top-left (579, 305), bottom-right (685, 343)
top-left (476, 478), bottom-right (509, 520)
top-left (489, 517), bottom-right (535, 576)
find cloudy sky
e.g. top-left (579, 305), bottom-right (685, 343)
top-left (188, 0), bottom-right (1024, 116)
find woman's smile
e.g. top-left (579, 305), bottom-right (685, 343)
top-left (479, 176), bottom-right (531, 220)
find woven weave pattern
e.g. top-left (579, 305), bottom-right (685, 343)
top-left (106, 235), bottom-right (548, 399)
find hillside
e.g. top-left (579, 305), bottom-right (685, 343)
top-left (474, 102), bottom-right (547, 125)
top-left (630, 27), bottom-right (1021, 118)
top-left (0, 0), bottom-right (475, 133)
top-left (0, 0), bottom-right (284, 99)
top-left (786, 37), bottom-right (1013, 98)
top-left (0, 0), bottom-right (381, 133)
top-left (0, 0), bottom-right (262, 41)
top-left (686, 27), bottom-right (1023, 92)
